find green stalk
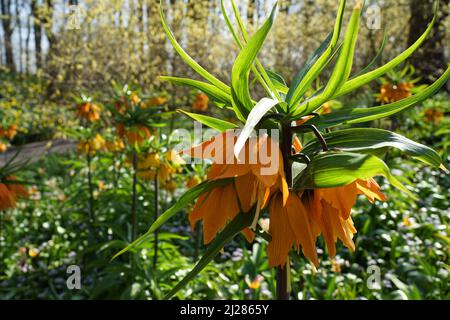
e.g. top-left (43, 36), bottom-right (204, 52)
top-left (131, 149), bottom-right (138, 241)
top-left (87, 153), bottom-right (94, 222)
top-left (152, 174), bottom-right (159, 268)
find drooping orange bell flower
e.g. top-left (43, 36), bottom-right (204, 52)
top-left (268, 191), bottom-right (319, 268)
top-left (265, 138), bottom-right (387, 267)
top-left (0, 177), bottom-right (28, 211)
top-left (185, 131), bottom-right (288, 244)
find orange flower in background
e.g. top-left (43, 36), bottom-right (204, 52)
top-left (77, 134), bottom-right (106, 155)
top-left (131, 93), bottom-right (140, 105)
top-left (124, 125), bottom-right (151, 145)
top-left (105, 138), bottom-right (125, 153)
top-left (0, 142), bottom-right (7, 153)
top-left (0, 124), bottom-right (17, 140)
top-left (185, 131), bottom-right (288, 245)
top-left (378, 82), bottom-right (414, 104)
top-left (76, 103), bottom-right (101, 122)
top-left (0, 177), bottom-right (28, 211)
top-left (193, 93), bottom-right (209, 112)
top-left (424, 108), bottom-right (444, 124)
top-left (146, 96), bottom-right (167, 108)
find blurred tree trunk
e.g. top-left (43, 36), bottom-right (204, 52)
top-left (0, 0), bottom-right (16, 72)
top-left (248, 0), bottom-right (255, 25)
top-left (25, 7), bottom-right (31, 73)
top-left (15, 0), bottom-right (24, 72)
top-left (31, 0), bottom-right (42, 70)
top-left (407, 0), bottom-right (448, 82)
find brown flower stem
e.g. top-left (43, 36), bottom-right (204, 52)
top-left (131, 149), bottom-right (138, 241)
top-left (152, 174), bottom-right (159, 269)
top-left (276, 122), bottom-right (294, 300)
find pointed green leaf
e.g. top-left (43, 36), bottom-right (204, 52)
top-left (159, 2), bottom-right (230, 94)
top-left (178, 110), bottom-right (238, 132)
top-left (294, 151), bottom-right (415, 199)
top-left (302, 128), bottom-right (444, 168)
top-left (336, 0), bottom-right (439, 97)
top-left (287, 0), bottom-right (347, 109)
top-left (165, 209), bottom-right (255, 299)
top-left (159, 76), bottom-right (232, 106)
top-left (309, 65), bottom-right (450, 127)
top-left (231, 4), bottom-right (277, 115)
top-left (112, 179), bottom-right (233, 260)
top-left (294, 1), bottom-right (361, 116)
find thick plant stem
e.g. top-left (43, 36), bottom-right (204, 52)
top-left (276, 122), bottom-right (293, 300)
top-left (152, 175), bottom-right (159, 268)
top-left (131, 149), bottom-right (138, 241)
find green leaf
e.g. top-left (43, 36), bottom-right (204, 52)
top-left (112, 179), bottom-right (233, 260)
top-left (286, 32), bottom-right (333, 105)
top-left (352, 30), bottom-right (387, 78)
top-left (336, 0), bottom-right (439, 97)
top-left (287, 0), bottom-right (347, 109)
top-left (234, 97), bottom-right (279, 158)
top-left (296, 0), bottom-right (440, 111)
top-left (159, 76), bottom-right (232, 106)
top-left (231, 4), bottom-right (277, 116)
top-left (294, 1), bottom-right (361, 116)
top-left (302, 128), bottom-right (443, 168)
top-left (229, 0), bottom-right (282, 101)
top-left (294, 151), bottom-right (416, 199)
top-left (159, 2), bottom-right (230, 94)
top-left (178, 110), bottom-right (238, 132)
top-left (265, 69), bottom-right (289, 94)
top-left (165, 209), bottom-right (255, 299)
top-left (309, 65), bottom-right (450, 127)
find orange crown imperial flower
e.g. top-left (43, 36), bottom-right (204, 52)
top-left (76, 103), bottom-right (101, 122)
top-left (378, 82), bottom-right (414, 104)
top-left (185, 131), bottom-right (288, 245)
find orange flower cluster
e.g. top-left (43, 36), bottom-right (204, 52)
top-left (378, 82), bottom-right (414, 104)
top-left (137, 150), bottom-right (185, 186)
top-left (115, 93), bottom-right (141, 114)
top-left (424, 108), bottom-right (444, 124)
top-left (76, 103), bottom-right (101, 122)
top-left (184, 132), bottom-right (387, 268)
top-left (0, 124), bottom-right (17, 140)
top-left (145, 96), bottom-right (168, 108)
top-left (193, 93), bottom-right (209, 112)
top-left (77, 134), bottom-right (106, 155)
top-left (105, 138), bottom-right (125, 153)
top-left (116, 124), bottom-right (151, 146)
top-left (0, 177), bottom-right (28, 211)
top-left (185, 132), bottom-right (287, 244)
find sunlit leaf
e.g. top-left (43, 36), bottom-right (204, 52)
top-left (302, 128), bottom-right (444, 168)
